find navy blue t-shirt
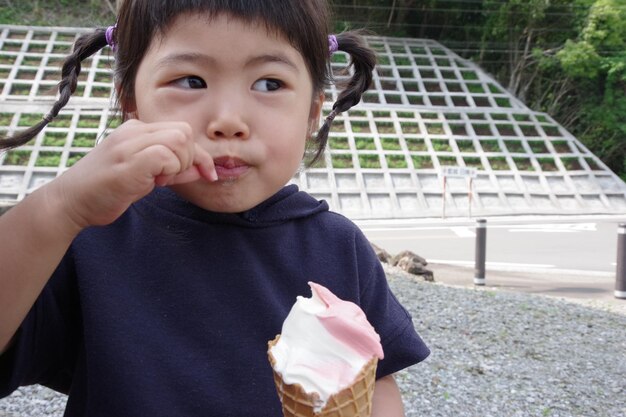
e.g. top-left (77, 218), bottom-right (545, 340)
top-left (0, 185), bottom-right (429, 416)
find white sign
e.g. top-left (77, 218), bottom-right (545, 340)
top-left (442, 166), bottom-right (477, 178)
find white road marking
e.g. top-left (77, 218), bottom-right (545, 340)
top-left (506, 223), bottom-right (597, 233)
top-left (450, 227), bottom-right (475, 238)
top-left (428, 259), bottom-right (555, 269)
top-left (428, 260), bottom-right (614, 276)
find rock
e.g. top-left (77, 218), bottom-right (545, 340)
top-left (370, 242), bottom-right (393, 264)
top-left (392, 250), bottom-right (434, 281)
top-left (391, 250), bottom-right (427, 267)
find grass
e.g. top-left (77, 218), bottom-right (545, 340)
top-left (35, 151), bottom-right (61, 167)
top-left (480, 139), bottom-right (501, 152)
top-left (67, 152), bottom-right (86, 167)
top-left (73, 133), bottom-right (97, 147)
top-left (438, 156), bottom-right (457, 166)
top-left (505, 141), bottom-right (525, 153)
top-left (0, 1), bottom-right (114, 27)
top-left (375, 122), bottom-right (395, 134)
top-left (400, 122), bottom-right (420, 134)
top-left (354, 137), bottom-right (376, 150)
top-left (48, 115), bottom-right (72, 128)
top-left (329, 137), bottom-right (349, 150)
top-left (78, 115), bottom-right (100, 129)
top-left (529, 140), bottom-right (549, 154)
top-left (537, 157), bottom-right (558, 171)
top-left (411, 155), bottom-right (433, 169)
top-left (380, 138), bottom-right (401, 151)
top-left (43, 131), bottom-right (67, 146)
top-left (405, 138), bottom-right (426, 152)
top-left (431, 139), bottom-right (452, 152)
top-left (426, 123), bottom-right (444, 135)
top-left (513, 157), bottom-right (534, 171)
top-left (331, 154), bottom-right (353, 169)
top-left (488, 157), bottom-right (509, 170)
top-left (351, 121), bottom-right (370, 133)
top-left (0, 113), bottom-right (13, 126)
top-left (561, 157), bottom-right (582, 170)
top-left (358, 154), bottom-right (380, 169)
top-left (385, 154), bottom-right (407, 168)
top-left (2, 150), bottom-right (31, 166)
top-left (463, 157), bottom-right (483, 169)
top-left (18, 114), bottom-right (44, 127)
top-left (456, 140), bottom-right (476, 152)
top-left (551, 140), bottom-right (572, 153)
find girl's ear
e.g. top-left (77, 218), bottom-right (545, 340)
top-left (307, 92), bottom-right (325, 136)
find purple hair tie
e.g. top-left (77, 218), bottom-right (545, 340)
top-left (105, 24), bottom-right (117, 50)
top-left (328, 34), bottom-right (339, 55)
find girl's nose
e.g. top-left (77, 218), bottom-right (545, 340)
top-left (206, 113), bottom-right (249, 140)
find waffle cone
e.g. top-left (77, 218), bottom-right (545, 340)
top-left (267, 335), bottom-right (378, 417)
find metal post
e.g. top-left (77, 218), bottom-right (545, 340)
top-left (468, 177), bottom-right (473, 219)
top-left (615, 223), bottom-right (626, 299)
top-left (474, 219), bottom-right (487, 286)
top-left (442, 176), bottom-right (447, 219)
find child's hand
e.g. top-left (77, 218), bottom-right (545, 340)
top-left (51, 119), bottom-right (216, 229)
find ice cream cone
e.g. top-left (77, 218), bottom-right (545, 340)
top-left (268, 335), bottom-right (378, 417)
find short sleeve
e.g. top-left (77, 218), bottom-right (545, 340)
top-left (0, 252), bottom-right (80, 397)
top-left (353, 230), bottom-right (430, 378)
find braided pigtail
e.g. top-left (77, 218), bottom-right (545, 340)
top-left (0, 29), bottom-right (109, 151)
top-left (309, 30), bottom-right (377, 167)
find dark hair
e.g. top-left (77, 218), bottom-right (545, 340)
top-left (0, 0), bottom-right (376, 166)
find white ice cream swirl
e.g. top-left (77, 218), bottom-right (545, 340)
top-left (269, 282), bottom-right (384, 411)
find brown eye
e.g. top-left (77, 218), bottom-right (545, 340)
top-left (174, 76), bottom-right (207, 89)
top-left (252, 78), bottom-right (283, 92)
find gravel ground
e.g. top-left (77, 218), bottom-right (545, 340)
top-left (1, 267), bottom-right (625, 417)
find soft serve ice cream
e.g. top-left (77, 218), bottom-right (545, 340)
top-left (268, 282), bottom-right (384, 413)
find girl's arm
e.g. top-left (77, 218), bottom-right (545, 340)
top-left (0, 182), bottom-right (83, 354)
top-left (0, 119), bottom-right (216, 354)
top-left (372, 374), bottom-right (405, 417)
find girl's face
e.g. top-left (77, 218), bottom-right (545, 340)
top-left (132, 13), bottom-right (323, 212)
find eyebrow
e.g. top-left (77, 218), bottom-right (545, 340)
top-left (155, 52), bottom-right (215, 70)
top-left (245, 53), bottom-right (300, 73)
top-left (154, 52), bottom-right (300, 73)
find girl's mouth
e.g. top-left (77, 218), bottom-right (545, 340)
top-left (212, 156), bottom-right (250, 181)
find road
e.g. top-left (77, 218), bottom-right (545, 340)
top-left (358, 215), bottom-right (626, 275)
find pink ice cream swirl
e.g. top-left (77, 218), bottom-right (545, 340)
top-left (309, 282), bottom-right (384, 361)
top-left (270, 282), bottom-right (384, 411)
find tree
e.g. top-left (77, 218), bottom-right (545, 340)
top-left (331, 0), bottom-right (626, 180)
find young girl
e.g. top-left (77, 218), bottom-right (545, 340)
top-left (0, 1), bottom-right (429, 416)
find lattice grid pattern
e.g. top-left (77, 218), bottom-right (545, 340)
top-left (1, 25), bottom-right (625, 219)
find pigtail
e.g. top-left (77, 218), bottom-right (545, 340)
top-left (309, 30), bottom-right (377, 167)
top-left (0, 29), bottom-right (109, 151)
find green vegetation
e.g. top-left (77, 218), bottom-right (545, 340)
top-left (411, 155), bottom-right (434, 169)
top-left (380, 138), bottom-right (401, 150)
top-left (329, 137), bottom-right (350, 150)
top-left (43, 132), bottom-right (67, 147)
top-left (67, 152), bottom-right (86, 167)
top-left (331, 154), bottom-right (353, 169)
top-left (405, 138), bottom-right (427, 152)
top-left (358, 154), bottom-right (381, 169)
top-left (0, 1), bottom-right (114, 27)
top-left (334, 0), bottom-right (626, 181)
top-left (488, 156), bottom-right (509, 170)
top-left (354, 136), bottom-right (377, 150)
top-left (2, 150), bottom-right (30, 166)
top-left (385, 154), bottom-right (408, 168)
top-left (35, 151), bottom-right (61, 167)
top-left (2, 1), bottom-right (624, 179)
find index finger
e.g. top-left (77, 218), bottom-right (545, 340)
top-left (193, 144), bottom-right (218, 182)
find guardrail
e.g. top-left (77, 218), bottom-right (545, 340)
top-left (616, 223), bottom-right (626, 299)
